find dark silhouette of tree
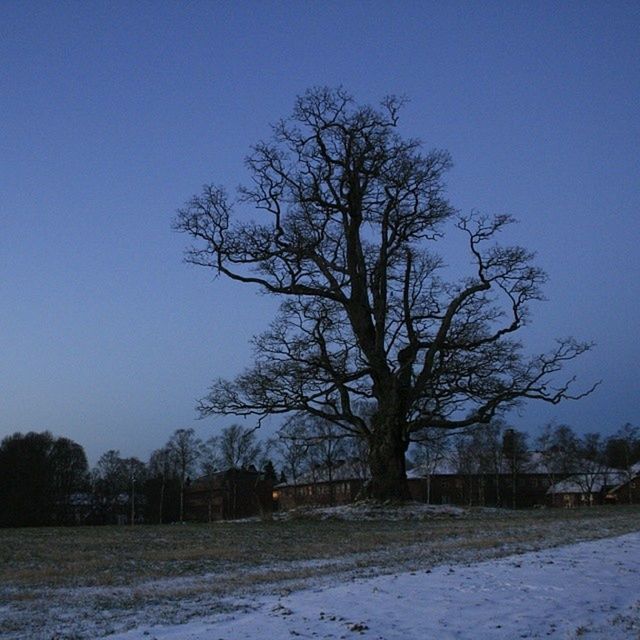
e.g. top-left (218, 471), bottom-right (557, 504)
top-left (574, 432), bottom-right (610, 505)
top-left (146, 446), bottom-right (180, 523)
top-left (212, 424), bottom-right (263, 517)
top-left (50, 436), bottom-right (90, 523)
top-left (93, 450), bottom-right (126, 498)
top-left (304, 416), bottom-right (350, 506)
top-left (451, 430), bottom-right (482, 506)
top-left (167, 428), bottom-right (202, 522)
top-left (175, 87), bottom-right (596, 500)
top-left (215, 424), bottom-right (263, 470)
top-left (92, 449), bottom-right (128, 523)
top-left (273, 419), bottom-right (313, 488)
top-left (605, 423), bottom-right (640, 504)
top-left (196, 437), bottom-right (226, 522)
top-left (92, 451), bottom-right (148, 524)
top-left (409, 428), bottom-right (452, 504)
top-left (0, 431), bottom-right (88, 527)
top-left (502, 428), bottom-right (529, 508)
top-left (606, 424), bottom-right (639, 467)
top-left (263, 459), bottom-right (278, 483)
top-left (536, 423), bottom-right (581, 483)
top-left (473, 421), bottom-right (510, 507)
top-left (122, 457), bottom-right (147, 525)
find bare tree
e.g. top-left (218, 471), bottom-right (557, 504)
top-left (536, 423), bottom-right (581, 484)
top-left (409, 428), bottom-right (452, 504)
top-left (448, 422), bottom-right (513, 507)
top-left (148, 446), bottom-right (177, 523)
top-left (342, 433), bottom-right (371, 482)
top-left (93, 450), bottom-right (127, 504)
top-left (199, 437), bottom-right (220, 474)
top-left (502, 428), bottom-right (529, 509)
top-left (175, 87), bottom-right (596, 500)
top-left (273, 418), bottom-right (313, 487)
top-left (216, 424), bottom-right (263, 470)
top-left (478, 421), bottom-right (512, 506)
top-left (49, 436), bottom-right (90, 522)
top-left (451, 432), bottom-right (480, 506)
top-left (606, 423), bottom-right (640, 503)
top-left (122, 457), bottom-right (146, 525)
top-left (574, 432), bottom-right (610, 505)
top-left (304, 416), bottom-right (350, 506)
top-left (196, 438), bottom-right (222, 523)
top-left (167, 428), bottom-right (202, 522)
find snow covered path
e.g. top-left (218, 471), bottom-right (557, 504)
top-left (105, 532), bottom-right (640, 640)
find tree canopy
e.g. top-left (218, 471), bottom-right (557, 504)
top-left (0, 431), bottom-right (89, 526)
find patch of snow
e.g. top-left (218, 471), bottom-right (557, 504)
top-left (273, 500), bottom-right (466, 521)
top-left (104, 532), bottom-right (640, 640)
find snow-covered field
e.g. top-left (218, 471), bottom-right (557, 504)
top-left (106, 532), bottom-right (640, 640)
top-left (3, 507), bottom-right (640, 639)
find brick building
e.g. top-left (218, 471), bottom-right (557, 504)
top-left (185, 468), bottom-right (274, 521)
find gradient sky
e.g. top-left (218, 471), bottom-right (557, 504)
top-left (1, 1), bottom-right (638, 464)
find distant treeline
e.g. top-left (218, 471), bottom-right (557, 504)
top-left (0, 425), bottom-right (277, 528)
top-left (1, 420), bottom-right (639, 527)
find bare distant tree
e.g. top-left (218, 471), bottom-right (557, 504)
top-left (606, 423), bottom-right (640, 503)
top-left (538, 425), bottom-right (616, 506)
top-left (148, 446), bottom-right (177, 524)
top-left (49, 436), bottom-right (90, 519)
top-left (342, 434), bottom-right (371, 481)
top-left (216, 424), bottom-right (263, 470)
top-left (122, 457), bottom-right (146, 525)
top-left (199, 437), bottom-right (220, 475)
top-left (471, 421), bottom-right (508, 506)
top-left (194, 437), bottom-right (223, 523)
top-left (451, 432), bottom-right (479, 506)
top-left (167, 428), bottom-right (202, 522)
top-left (303, 416), bottom-right (351, 505)
top-left (536, 423), bottom-right (581, 484)
top-left (410, 427), bottom-right (452, 469)
top-left (273, 419), bottom-right (313, 486)
top-left (409, 428), bottom-right (452, 504)
top-left (502, 428), bottom-right (529, 508)
top-left (574, 432), bottom-right (610, 505)
top-left (175, 87), bottom-right (596, 500)
top-left (93, 449), bottom-right (128, 504)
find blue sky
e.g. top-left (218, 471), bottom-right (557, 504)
top-left (1, 1), bottom-right (638, 463)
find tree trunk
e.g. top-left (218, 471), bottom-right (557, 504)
top-left (179, 481), bottom-right (184, 522)
top-left (367, 421), bottom-right (410, 501)
top-left (130, 479), bottom-right (135, 525)
top-left (158, 476), bottom-right (165, 524)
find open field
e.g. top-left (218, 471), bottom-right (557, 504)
top-left (107, 532), bottom-right (640, 640)
top-left (2, 506), bottom-right (640, 639)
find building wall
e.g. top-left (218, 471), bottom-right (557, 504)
top-left (607, 477), bottom-right (640, 505)
top-left (277, 474), bottom-right (554, 510)
top-left (185, 470), bottom-right (273, 521)
top-left (549, 491), bottom-right (605, 508)
top-left (408, 474), bottom-right (552, 508)
top-left (276, 479), bottom-right (364, 510)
